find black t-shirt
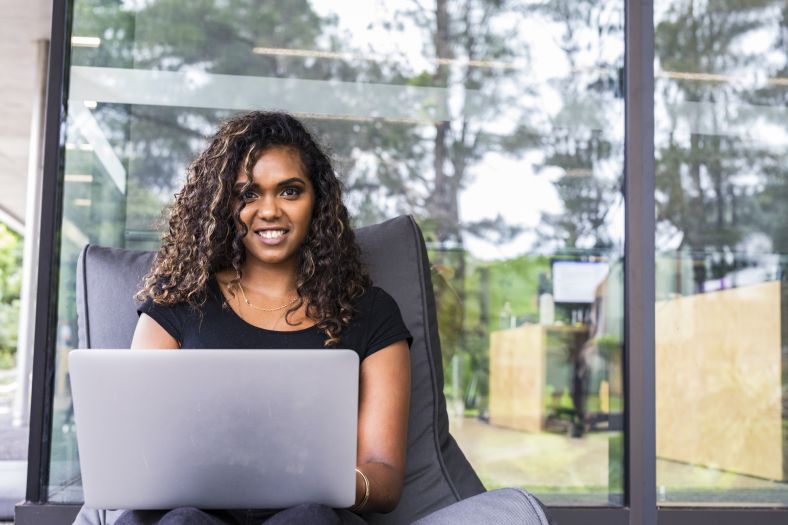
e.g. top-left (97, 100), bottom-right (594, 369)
top-left (137, 279), bottom-right (412, 360)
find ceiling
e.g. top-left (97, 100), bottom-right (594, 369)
top-left (0, 0), bottom-right (52, 232)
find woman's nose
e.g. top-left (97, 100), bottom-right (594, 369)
top-left (255, 195), bottom-right (280, 219)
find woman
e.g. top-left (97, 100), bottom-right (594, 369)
top-left (116, 112), bottom-right (411, 525)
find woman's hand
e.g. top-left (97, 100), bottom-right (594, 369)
top-left (353, 339), bottom-right (411, 513)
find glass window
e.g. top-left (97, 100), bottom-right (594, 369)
top-left (654, 0), bottom-right (788, 506)
top-left (51, 0), bottom-right (625, 506)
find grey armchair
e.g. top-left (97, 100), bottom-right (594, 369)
top-left (74, 215), bottom-right (552, 525)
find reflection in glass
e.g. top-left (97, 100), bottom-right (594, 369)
top-left (654, 0), bottom-right (788, 506)
top-left (51, 0), bottom-right (625, 506)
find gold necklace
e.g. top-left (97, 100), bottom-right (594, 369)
top-left (237, 282), bottom-right (298, 312)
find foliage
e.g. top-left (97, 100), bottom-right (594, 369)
top-left (524, 1), bottom-right (625, 252)
top-left (654, 0), bottom-right (787, 287)
top-left (0, 223), bottom-right (22, 368)
top-left (433, 249), bottom-right (550, 408)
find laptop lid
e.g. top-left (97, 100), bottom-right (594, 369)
top-left (68, 349), bottom-right (359, 510)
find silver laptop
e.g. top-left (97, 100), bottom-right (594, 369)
top-left (68, 349), bottom-right (359, 510)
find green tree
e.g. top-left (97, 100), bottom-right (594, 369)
top-left (0, 223), bottom-right (22, 368)
top-left (748, 2), bottom-right (788, 258)
top-left (655, 0), bottom-right (786, 288)
top-left (524, 0), bottom-right (625, 251)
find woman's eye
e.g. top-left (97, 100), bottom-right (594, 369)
top-left (240, 190), bottom-right (257, 201)
top-left (281, 187), bottom-right (302, 198)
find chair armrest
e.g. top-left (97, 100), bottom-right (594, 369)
top-left (410, 488), bottom-right (552, 525)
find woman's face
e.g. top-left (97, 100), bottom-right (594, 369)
top-left (235, 146), bottom-right (315, 269)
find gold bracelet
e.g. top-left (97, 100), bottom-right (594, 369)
top-left (350, 467), bottom-right (370, 512)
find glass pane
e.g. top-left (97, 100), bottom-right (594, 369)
top-left (655, 0), bottom-right (788, 506)
top-left (50, 0), bottom-right (625, 506)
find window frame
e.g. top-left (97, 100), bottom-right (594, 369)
top-left (22, 0), bottom-right (72, 510)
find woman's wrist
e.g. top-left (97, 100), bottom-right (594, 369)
top-left (349, 467), bottom-right (370, 513)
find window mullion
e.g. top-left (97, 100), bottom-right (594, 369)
top-left (624, 1), bottom-right (657, 524)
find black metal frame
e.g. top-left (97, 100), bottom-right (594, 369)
top-left (623, 0), bottom-right (657, 523)
top-left (15, 503), bottom-right (81, 524)
top-left (14, 0), bottom-right (788, 524)
top-left (22, 0), bottom-right (72, 507)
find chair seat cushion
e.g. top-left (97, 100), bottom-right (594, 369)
top-left (410, 488), bottom-right (552, 525)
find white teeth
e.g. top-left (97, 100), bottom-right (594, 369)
top-left (257, 230), bottom-right (286, 239)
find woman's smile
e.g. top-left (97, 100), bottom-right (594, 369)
top-left (254, 227), bottom-right (289, 245)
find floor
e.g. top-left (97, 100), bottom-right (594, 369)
top-left (449, 415), bottom-right (788, 507)
top-left (0, 366), bottom-right (28, 522)
top-left (0, 415), bottom-right (27, 521)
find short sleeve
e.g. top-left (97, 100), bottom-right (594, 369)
top-left (363, 288), bottom-right (413, 359)
top-left (137, 298), bottom-right (184, 345)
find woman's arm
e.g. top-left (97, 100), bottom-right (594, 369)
top-left (353, 339), bottom-right (411, 513)
top-left (130, 313), bottom-right (179, 349)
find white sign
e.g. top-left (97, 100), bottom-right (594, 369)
top-left (552, 261), bottom-right (609, 303)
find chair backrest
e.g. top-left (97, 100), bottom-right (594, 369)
top-left (76, 215), bottom-right (485, 524)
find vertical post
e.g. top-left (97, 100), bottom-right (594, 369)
top-left (13, 38), bottom-right (50, 428)
top-left (624, 1), bottom-right (656, 525)
top-left (25, 0), bottom-right (71, 504)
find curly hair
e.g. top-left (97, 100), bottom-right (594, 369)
top-left (137, 111), bottom-right (371, 345)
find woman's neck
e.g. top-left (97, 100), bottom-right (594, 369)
top-left (238, 259), bottom-right (298, 297)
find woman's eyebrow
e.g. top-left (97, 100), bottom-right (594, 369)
top-left (233, 177), bottom-right (306, 190)
top-left (276, 177), bottom-right (307, 187)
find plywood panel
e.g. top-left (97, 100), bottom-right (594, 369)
top-left (489, 324), bottom-right (545, 432)
top-left (656, 280), bottom-right (783, 481)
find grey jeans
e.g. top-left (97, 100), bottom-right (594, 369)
top-left (74, 504), bottom-right (367, 525)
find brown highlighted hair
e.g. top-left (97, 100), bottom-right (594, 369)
top-left (137, 111), bottom-right (370, 345)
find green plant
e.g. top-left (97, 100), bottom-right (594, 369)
top-left (0, 222), bottom-right (22, 369)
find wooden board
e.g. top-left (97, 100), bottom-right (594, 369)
top-left (489, 324), bottom-right (545, 432)
top-left (655, 280), bottom-right (784, 481)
